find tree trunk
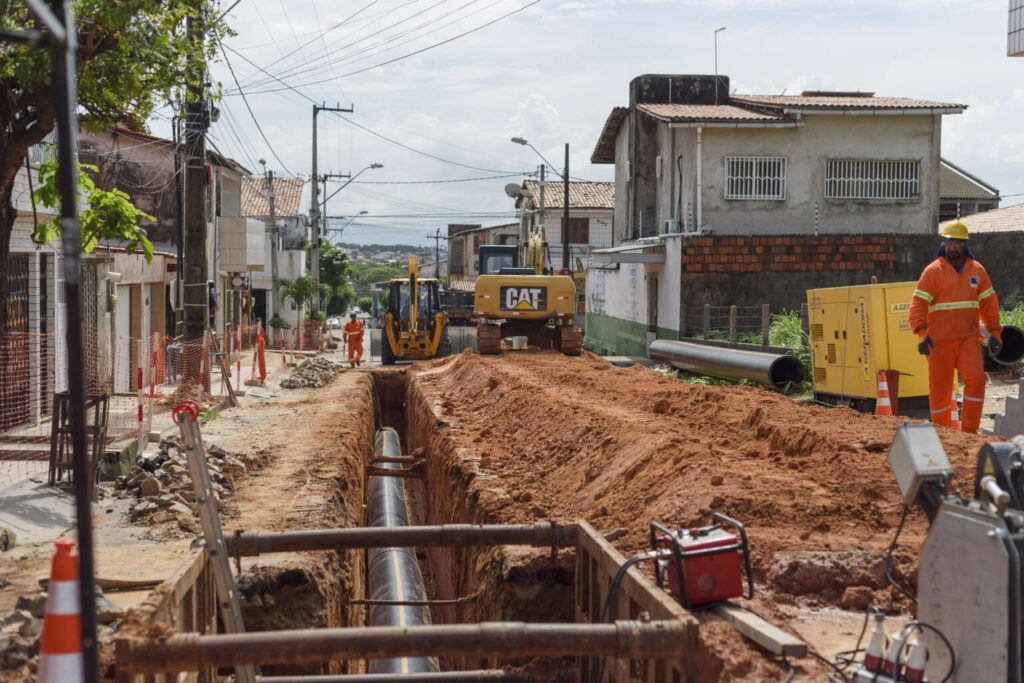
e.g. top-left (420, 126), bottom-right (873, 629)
top-left (0, 182), bottom-right (15, 339)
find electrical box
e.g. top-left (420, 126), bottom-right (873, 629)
top-left (806, 282), bottom-right (933, 406)
top-left (886, 423), bottom-right (953, 506)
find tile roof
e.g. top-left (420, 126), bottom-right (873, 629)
top-left (241, 176), bottom-right (305, 217)
top-left (637, 103), bottom-right (788, 122)
top-left (940, 203), bottom-right (1024, 234)
top-left (520, 180), bottom-right (615, 210)
top-left (939, 158), bottom-right (999, 200)
top-left (591, 107), bottom-right (628, 164)
top-left (731, 94), bottom-right (965, 111)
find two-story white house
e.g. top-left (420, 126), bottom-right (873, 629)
top-left (585, 73), bottom-right (968, 356)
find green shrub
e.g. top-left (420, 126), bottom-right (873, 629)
top-left (268, 315), bottom-right (288, 329)
top-left (310, 310), bottom-right (327, 322)
top-left (1001, 304), bottom-right (1024, 329)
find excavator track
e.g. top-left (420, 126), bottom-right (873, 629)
top-left (477, 323), bottom-right (502, 355)
top-left (558, 325), bottom-right (583, 356)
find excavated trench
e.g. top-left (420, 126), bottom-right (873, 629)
top-left (370, 367), bottom-right (577, 678)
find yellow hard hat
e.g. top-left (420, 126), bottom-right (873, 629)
top-left (942, 221), bottom-right (968, 240)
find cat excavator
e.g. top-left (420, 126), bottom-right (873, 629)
top-left (381, 257), bottom-right (450, 365)
top-left (473, 224), bottom-right (581, 355)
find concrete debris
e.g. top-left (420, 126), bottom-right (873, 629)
top-left (115, 437), bottom-right (254, 530)
top-left (280, 357), bottom-right (347, 389)
top-left (984, 377), bottom-right (1024, 437)
top-left (0, 586), bottom-right (121, 675)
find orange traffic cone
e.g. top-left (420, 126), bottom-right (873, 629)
top-left (950, 389), bottom-right (961, 430)
top-left (875, 371), bottom-right (893, 416)
top-left (37, 539), bottom-right (83, 682)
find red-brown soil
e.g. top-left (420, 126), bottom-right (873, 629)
top-left (410, 349), bottom-right (994, 680)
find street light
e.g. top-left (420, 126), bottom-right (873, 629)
top-left (325, 210), bottom-right (368, 241)
top-left (510, 137), bottom-right (571, 271)
top-left (321, 162), bottom-right (383, 210)
top-left (714, 26), bottom-right (726, 105)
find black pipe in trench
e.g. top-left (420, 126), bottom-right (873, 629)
top-left (367, 428), bottom-right (438, 674)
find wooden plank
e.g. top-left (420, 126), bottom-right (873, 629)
top-left (714, 604), bottom-right (806, 658)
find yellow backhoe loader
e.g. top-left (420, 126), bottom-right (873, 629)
top-left (473, 225), bottom-right (582, 355)
top-left (381, 257), bottom-right (449, 365)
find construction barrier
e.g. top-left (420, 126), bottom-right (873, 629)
top-left (0, 322), bottom-right (279, 484)
top-left (38, 539), bottom-right (83, 683)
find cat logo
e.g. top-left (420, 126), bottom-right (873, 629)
top-left (500, 286), bottom-right (547, 312)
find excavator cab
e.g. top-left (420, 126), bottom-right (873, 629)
top-left (381, 258), bottom-right (450, 365)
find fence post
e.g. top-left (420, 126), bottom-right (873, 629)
top-left (729, 305), bottom-right (737, 344)
top-left (137, 338), bottom-right (145, 457)
top-left (703, 305), bottom-right (710, 340)
top-left (762, 304), bottom-right (770, 348)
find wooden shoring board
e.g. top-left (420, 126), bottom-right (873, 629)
top-left (574, 520), bottom-right (699, 683)
top-left (115, 549), bottom-right (217, 683)
top-left (714, 605), bottom-right (806, 658)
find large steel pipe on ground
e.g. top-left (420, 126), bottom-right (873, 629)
top-left (226, 522), bottom-right (578, 556)
top-left (368, 428), bottom-right (434, 674)
top-left (648, 339), bottom-right (805, 390)
top-left (116, 621), bottom-right (689, 674)
top-left (983, 324), bottom-right (1024, 367)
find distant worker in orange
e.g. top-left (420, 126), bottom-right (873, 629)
top-left (909, 221), bottom-right (1002, 432)
top-left (343, 312), bottom-right (365, 368)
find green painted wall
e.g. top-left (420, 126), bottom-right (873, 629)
top-left (584, 312), bottom-right (678, 356)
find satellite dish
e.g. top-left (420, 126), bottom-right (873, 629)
top-left (504, 183), bottom-right (523, 198)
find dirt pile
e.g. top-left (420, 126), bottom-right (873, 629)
top-left (410, 349), bottom-right (996, 680)
top-left (280, 357), bottom-right (347, 389)
top-left (113, 438), bottom-right (255, 534)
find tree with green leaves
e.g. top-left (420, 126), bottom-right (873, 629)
top-left (280, 276), bottom-right (331, 334)
top-left (32, 155), bottom-right (155, 260)
top-left (356, 296), bottom-right (372, 313)
top-left (308, 241), bottom-right (355, 315)
top-left (0, 1), bottom-right (227, 332)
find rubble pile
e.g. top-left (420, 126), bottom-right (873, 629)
top-left (114, 438), bottom-right (254, 533)
top-left (280, 357), bottom-right (347, 389)
top-left (0, 586), bottom-right (122, 675)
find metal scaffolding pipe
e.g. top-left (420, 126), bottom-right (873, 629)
top-left (648, 338), bottom-right (805, 390)
top-left (116, 621), bottom-right (689, 673)
top-left (226, 522), bottom-right (578, 556)
top-left (368, 428), bottom-right (435, 674)
top-left (258, 671), bottom-right (534, 682)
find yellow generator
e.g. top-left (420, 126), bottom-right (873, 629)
top-left (807, 281), bottom-right (932, 414)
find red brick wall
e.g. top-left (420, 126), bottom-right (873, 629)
top-left (682, 235), bottom-right (898, 275)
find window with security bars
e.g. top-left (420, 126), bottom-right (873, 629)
top-left (825, 160), bottom-right (921, 200)
top-left (725, 156), bottom-right (787, 200)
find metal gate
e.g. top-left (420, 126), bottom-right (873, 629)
top-left (2, 254), bottom-right (30, 430)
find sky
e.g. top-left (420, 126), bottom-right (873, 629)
top-left (152, 0), bottom-right (1024, 246)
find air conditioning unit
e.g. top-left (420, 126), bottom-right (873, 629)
top-left (168, 279), bottom-right (181, 311)
top-left (662, 219), bottom-right (680, 234)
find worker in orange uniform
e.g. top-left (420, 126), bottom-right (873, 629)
top-left (343, 312), bottom-right (365, 368)
top-left (909, 221), bottom-right (1002, 432)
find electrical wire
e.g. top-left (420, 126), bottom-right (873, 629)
top-left (217, 35), bottom-right (294, 175)
top-left (891, 621), bottom-right (956, 683)
top-left (220, 42), bottom-right (526, 175)
top-left (805, 650), bottom-right (851, 683)
top-left (832, 606), bottom-right (875, 671)
top-left (884, 506), bottom-right (916, 602)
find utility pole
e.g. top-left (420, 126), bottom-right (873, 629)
top-left (267, 169), bottom-right (279, 332)
top-left (429, 228), bottom-right (442, 278)
top-left (183, 7), bottom-right (210, 390)
top-left (310, 103), bottom-right (353, 313)
top-left (538, 164), bottom-right (545, 272)
top-left (563, 142), bottom-right (570, 271)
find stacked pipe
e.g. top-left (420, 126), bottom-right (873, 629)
top-left (647, 339), bottom-right (805, 390)
top-left (368, 428), bottom-right (438, 675)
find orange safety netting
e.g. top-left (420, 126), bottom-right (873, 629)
top-left (0, 321), bottom-right (283, 483)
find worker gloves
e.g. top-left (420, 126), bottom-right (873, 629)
top-left (989, 336), bottom-right (1003, 357)
top-left (917, 335), bottom-right (934, 356)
